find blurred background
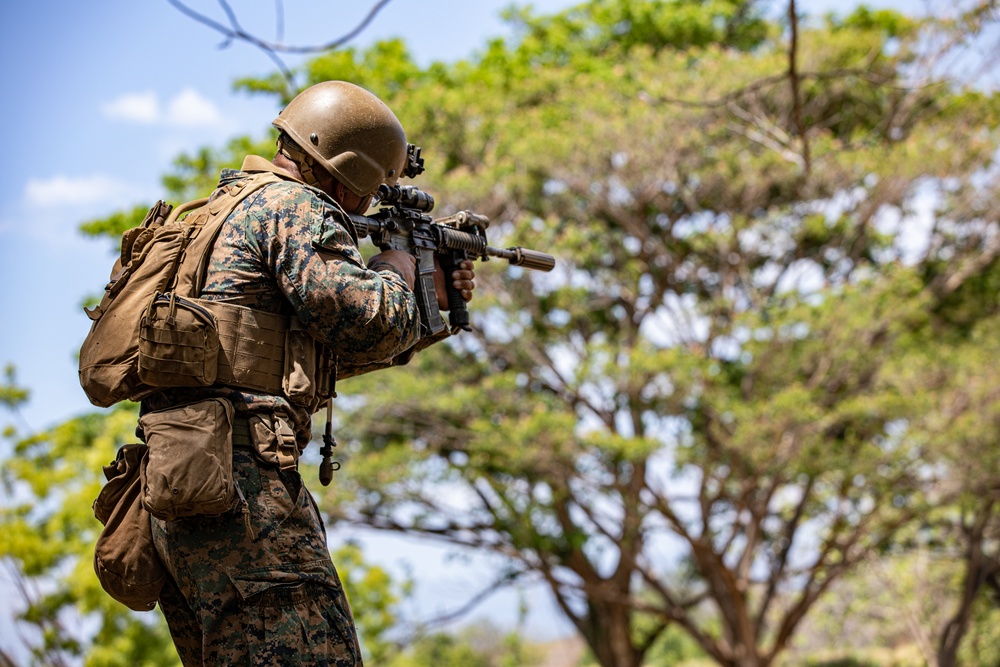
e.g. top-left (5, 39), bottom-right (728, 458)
top-left (2, 0), bottom-right (999, 665)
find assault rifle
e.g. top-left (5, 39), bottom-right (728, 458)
top-left (323, 146), bottom-right (555, 485)
top-left (344, 145), bottom-right (555, 336)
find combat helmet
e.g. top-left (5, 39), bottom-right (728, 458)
top-left (273, 81), bottom-right (407, 196)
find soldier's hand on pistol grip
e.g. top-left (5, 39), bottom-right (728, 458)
top-left (368, 249), bottom-right (417, 290)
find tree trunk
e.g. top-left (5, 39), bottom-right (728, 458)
top-left (938, 538), bottom-right (993, 667)
top-left (583, 599), bottom-right (643, 667)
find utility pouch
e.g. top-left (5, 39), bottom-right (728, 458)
top-left (283, 319), bottom-right (318, 407)
top-left (139, 398), bottom-right (235, 521)
top-left (247, 412), bottom-right (300, 471)
top-left (92, 443), bottom-right (165, 612)
top-left (138, 292), bottom-right (220, 388)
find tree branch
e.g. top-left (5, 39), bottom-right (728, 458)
top-left (167, 0), bottom-right (396, 92)
top-left (787, 0), bottom-right (810, 176)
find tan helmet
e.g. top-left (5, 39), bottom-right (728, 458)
top-left (272, 81), bottom-right (408, 196)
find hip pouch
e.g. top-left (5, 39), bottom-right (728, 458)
top-left (139, 397), bottom-right (235, 521)
top-left (92, 443), bottom-right (166, 612)
top-left (138, 292), bottom-right (220, 388)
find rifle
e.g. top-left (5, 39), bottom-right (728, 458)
top-left (344, 145), bottom-right (556, 336)
top-left (322, 146), bottom-right (554, 485)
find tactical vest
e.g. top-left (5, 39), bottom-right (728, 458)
top-left (79, 171), bottom-right (334, 412)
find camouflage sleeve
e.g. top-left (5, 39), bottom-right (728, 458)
top-left (336, 326), bottom-right (451, 380)
top-left (250, 184), bottom-right (421, 366)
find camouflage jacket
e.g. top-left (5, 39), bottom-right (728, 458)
top-left (142, 155), bottom-right (430, 443)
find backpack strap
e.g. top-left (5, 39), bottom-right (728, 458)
top-left (170, 171), bottom-right (285, 298)
top-left (163, 197), bottom-right (209, 226)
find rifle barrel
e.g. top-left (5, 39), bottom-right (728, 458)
top-left (487, 246), bottom-right (556, 272)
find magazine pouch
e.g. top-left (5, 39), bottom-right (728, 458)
top-left (138, 292), bottom-right (220, 388)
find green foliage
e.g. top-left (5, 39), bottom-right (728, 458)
top-left (501, 0), bottom-right (771, 59)
top-left (644, 622), bottom-right (710, 665)
top-left (831, 5), bottom-right (918, 39)
top-left (0, 364), bottom-right (29, 410)
top-left (957, 598), bottom-right (1000, 667)
top-left (392, 632), bottom-right (490, 667)
top-left (794, 544), bottom-right (1000, 667)
top-left (333, 541), bottom-right (412, 664)
top-left (386, 622), bottom-right (542, 667)
top-left (0, 398), bottom-right (180, 666)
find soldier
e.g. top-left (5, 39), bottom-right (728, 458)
top-left (142, 81), bottom-right (475, 665)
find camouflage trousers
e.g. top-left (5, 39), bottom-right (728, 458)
top-left (152, 448), bottom-right (363, 666)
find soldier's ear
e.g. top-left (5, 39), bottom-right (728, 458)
top-left (333, 181), bottom-right (349, 204)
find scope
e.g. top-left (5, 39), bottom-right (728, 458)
top-left (376, 184), bottom-right (435, 213)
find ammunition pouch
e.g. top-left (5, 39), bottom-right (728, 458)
top-left (139, 292), bottom-right (220, 388)
top-left (283, 318), bottom-right (335, 411)
top-left (135, 296), bottom-right (335, 412)
top-left (233, 412), bottom-right (301, 471)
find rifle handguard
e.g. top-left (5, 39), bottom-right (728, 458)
top-left (347, 179), bottom-right (557, 338)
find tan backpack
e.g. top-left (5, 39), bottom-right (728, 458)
top-left (79, 172), bottom-right (282, 407)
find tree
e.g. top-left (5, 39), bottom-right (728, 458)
top-left (220, 2), bottom-right (1000, 665)
top-left (916, 318), bottom-right (1000, 667)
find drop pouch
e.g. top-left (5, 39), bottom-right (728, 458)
top-left (92, 443), bottom-right (165, 612)
top-left (139, 397), bottom-right (235, 521)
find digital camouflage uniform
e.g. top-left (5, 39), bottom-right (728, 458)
top-left (144, 155), bottom-right (424, 666)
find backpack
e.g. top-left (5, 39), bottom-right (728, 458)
top-left (79, 172), bottom-right (281, 407)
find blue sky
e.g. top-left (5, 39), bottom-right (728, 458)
top-left (0, 0), bottom-right (925, 652)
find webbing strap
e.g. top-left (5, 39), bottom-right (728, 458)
top-left (198, 300), bottom-right (288, 395)
top-left (172, 171), bottom-right (284, 298)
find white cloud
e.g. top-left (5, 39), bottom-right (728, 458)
top-left (24, 174), bottom-right (137, 208)
top-left (101, 91), bottom-right (160, 124)
top-left (100, 88), bottom-right (222, 128)
top-left (166, 88), bottom-right (223, 127)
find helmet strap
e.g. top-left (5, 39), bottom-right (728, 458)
top-left (277, 135), bottom-right (324, 190)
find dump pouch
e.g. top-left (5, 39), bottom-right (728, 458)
top-left (92, 443), bottom-right (165, 612)
top-left (139, 398), bottom-right (235, 521)
top-left (138, 292), bottom-right (220, 388)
